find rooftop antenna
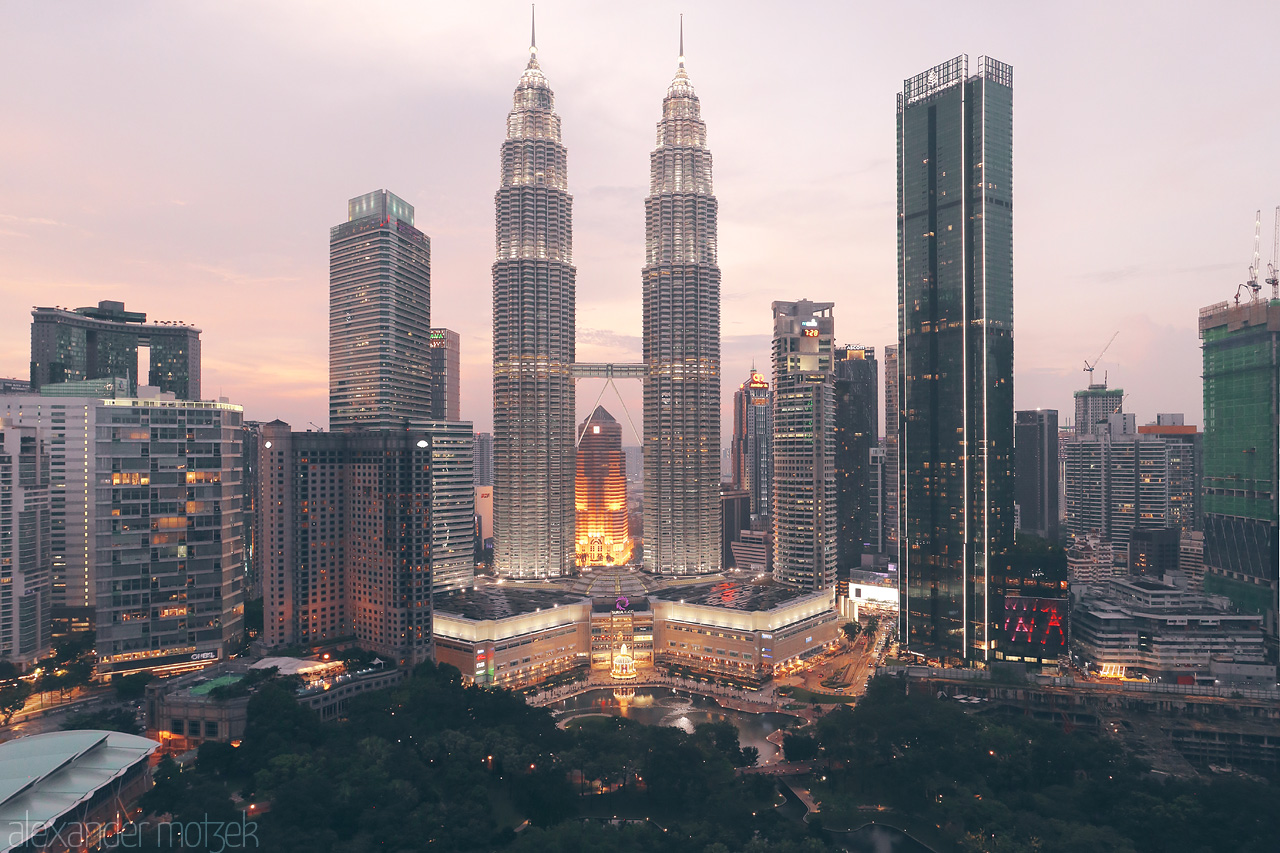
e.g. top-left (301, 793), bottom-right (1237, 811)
top-left (530, 4), bottom-right (536, 55)
top-left (679, 13), bottom-right (684, 67)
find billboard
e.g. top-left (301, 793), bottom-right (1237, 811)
top-left (1001, 596), bottom-right (1067, 655)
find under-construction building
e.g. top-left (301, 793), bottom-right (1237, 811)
top-left (1198, 298), bottom-right (1280, 642)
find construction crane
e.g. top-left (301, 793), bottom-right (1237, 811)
top-left (1235, 209), bottom-right (1264, 305)
top-left (1267, 206), bottom-right (1279, 300)
top-left (1083, 331), bottom-right (1119, 383)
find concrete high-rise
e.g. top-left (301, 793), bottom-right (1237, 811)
top-left (897, 56), bottom-right (1015, 664)
top-left (0, 420), bottom-right (52, 665)
top-left (1015, 410), bottom-right (1059, 542)
top-left (575, 407), bottom-right (630, 567)
top-left (1198, 298), bottom-right (1280, 640)
top-left (94, 398), bottom-right (246, 678)
top-left (330, 190), bottom-right (432, 430)
top-left (731, 368), bottom-right (772, 520)
top-left (833, 345), bottom-right (879, 567)
top-left (30, 301), bottom-right (200, 399)
top-left (259, 421), bottom-right (473, 664)
top-left (429, 328), bottom-right (460, 422)
top-left (491, 29), bottom-right (576, 578)
top-left (772, 300), bottom-right (837, 591)
top-left (643, 31), bottom-right (721, 576)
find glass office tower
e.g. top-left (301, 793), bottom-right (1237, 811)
top-left (329, 190), bottom-right (432, 430)
top-left (897, 56), bottom-right (1014, 664)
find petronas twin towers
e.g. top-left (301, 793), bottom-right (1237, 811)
top-left (493, 22), bottom-right (721, 578)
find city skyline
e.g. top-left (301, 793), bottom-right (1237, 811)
top-left (3, 3), bottom-right (1279, 440)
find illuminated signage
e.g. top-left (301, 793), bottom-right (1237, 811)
top-left (1001, 597), bottom-right (1067, 655)
top-left (190, 651), bottom-right (217, 661)
top-left (803, 328), bottom-right (819, 338)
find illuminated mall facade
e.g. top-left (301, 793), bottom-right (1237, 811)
top-left (433, 571), bottom-right (838, 690)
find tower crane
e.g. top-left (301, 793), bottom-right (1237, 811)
top-left (1235, 209), bottom-right (1263, 305)
top-left (1266, 206), bottom-right (1279, 300)
top-left (1083, 331), bottom-right (1119, 383)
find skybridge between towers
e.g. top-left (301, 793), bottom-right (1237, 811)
top-left (570, 362), bottom-right (645, 448)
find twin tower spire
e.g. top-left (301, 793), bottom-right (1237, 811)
top-left (492, 14), bottom-right (721, 579)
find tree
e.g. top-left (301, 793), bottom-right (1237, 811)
top-left (840, 622), bottom-right (862, 643)
top-left (114, 672), bottom-right (154, 701)
top-left (0, 683), bottom-right (31, 724)
top-left (864, 614), bottom-right (880, 633)
top-left (62, 708), bottom-right (142, 735)
top-left (782, 733), bottom-right (820, 762)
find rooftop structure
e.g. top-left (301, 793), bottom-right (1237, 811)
top-left (0, 730), bottom-right (159, 853)
top-left (30, 301), bottom-right (201, 399)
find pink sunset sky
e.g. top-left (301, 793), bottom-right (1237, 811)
top-left (3, 1), bottom-right (1278, 440)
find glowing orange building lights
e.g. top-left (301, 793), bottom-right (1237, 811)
top-left (576, 407), bottom-right (631, 566)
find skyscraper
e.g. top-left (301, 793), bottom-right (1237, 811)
top-left (0, 421), bottom-right (52, 665)
top-left (95, 398), bottom-right (245, 678)
top-left (575, 407), bottom-right (631, 567)
top-left (30, 301), bottom-right (200, 399)
top-left (772, 300), bottom-right (837, 591)
top-left (429, 328), bottom-right (460, 422)
top-left (1198, 298), bottom-right (1280, 640)
top-left (897, 56), bottom-right (1014, 664)
top-left (731, 368), bottom-right (772, 520)
top-left (330, 190), bottom-right (432, 430)
top-left (259, 421), bottom-right (473, 663)
top-left (883, 345), bottom-right (900, 564)
top-left (491, 27), bottom-right (577, 579)
top-left (1015, 409), bottom-right (1059, 542)
top-left (643, 28), bottom-right (721, 575)
top-left (473, 431), bottom-right (494, 487)
top-left (833, 345), bottom-right (879, 567)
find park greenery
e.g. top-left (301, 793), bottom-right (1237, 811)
top-left (136, 663), bottom-right (1276, 853)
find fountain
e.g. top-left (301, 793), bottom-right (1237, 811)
top-left (610, 643), bottom-right (638, 680)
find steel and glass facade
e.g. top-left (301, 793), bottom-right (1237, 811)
top-left (897, 56), bottom-right (1014, 664)
top-left (1014, 409), bottom-right (1059, 542)
top-left (643, 49), bottom-right (721, 576)
top-left (834, 346), bottom-right (879, 567)
top-left (772, 301), bottom-right (837, 591)
top-left (731, 369), bottom-right (773, 520)
top-left (330, 190), bottom-right (432, 430)
top-left (492, 42), bottom-right (577, 578)
top-left (429, 328), bottom-right (460, 422)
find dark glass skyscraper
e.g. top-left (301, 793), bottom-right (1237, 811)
top-left (643, 34), bottom-right (721, 575)
top-left (492, 33), bottom-right (576, 578)
top-left (834, 345), bottom-right (879, 568)
top-left (330, 190), bottom-right (432, 429)
top-left (1015, 409), bottom-right (1059, 542)
top-left (731, 368), bottom-right (772, 520)
top-left (897, 56), bottom-right (1014, 664)
top-left (429, 328), bottom-right (460, 422)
